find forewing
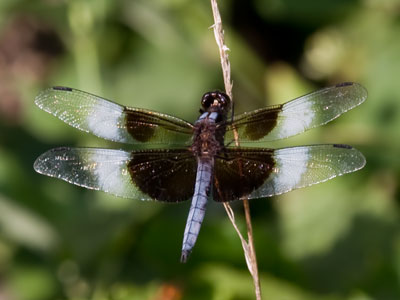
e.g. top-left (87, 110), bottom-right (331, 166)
top-left (213, 144), bottom-right (366, 202)
top-left (224, 82), bottom-right (367, 143)
top-left (34, 147), bottom-right (196, 202)
top-left (35, 87), bottom-right (194, 145)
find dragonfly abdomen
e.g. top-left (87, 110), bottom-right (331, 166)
top-left (181, 159), bottom-right (213, 263)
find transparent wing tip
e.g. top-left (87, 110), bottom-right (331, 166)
top-left (33, 152), bottom-right (49, 175)
top-left (334, 144), bottom-right (367, 173)
top-left (34, 86), bottom-right (72, 108)
top-left (33, 147), bottom-right (69, 176)
top-left (34, 88), bottom-right (52, 109)
top-left (352, 146), bottom-right (367, 171)
top-left (339, 82), bottom-right (368, 105)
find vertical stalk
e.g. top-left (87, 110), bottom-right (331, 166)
top-left (210, 1), bottom-right (262, 299)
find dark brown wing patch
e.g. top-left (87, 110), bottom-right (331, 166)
top-left (124, 109), bottom-right (193, 144)
top-left (125, 110), bottom-right (157, 142)
top-left (225, 105), bottom-right (282, 141)
top-left (213, 148), bottom-right (276, 202)
top-left (128, 149), bottom-right (196, 202)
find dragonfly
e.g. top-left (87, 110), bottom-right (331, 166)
top-left (34, 82), bottom-right (367, 262)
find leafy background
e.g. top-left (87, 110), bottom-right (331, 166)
top-left (0, 0), bottom-right (399, 299)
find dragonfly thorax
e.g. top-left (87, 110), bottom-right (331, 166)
top-left (191, 116), bottom-right (222, 160)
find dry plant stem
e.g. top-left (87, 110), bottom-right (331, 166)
top-left (210, 1), bottom-right (261, 299)
top-left (210, 0), bottom-right (232, 97)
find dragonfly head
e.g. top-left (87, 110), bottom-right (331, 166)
top-left (201, 91), bottom-right (231, 113)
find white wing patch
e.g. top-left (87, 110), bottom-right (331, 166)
top-left (272, 147), bottom-right (310, 192)
top-left (271, 100), bottom-right (314, 139)
top-left (90, 150), bottom-right (132, 195)
top-left (86, 101), bottom-right (126, 142)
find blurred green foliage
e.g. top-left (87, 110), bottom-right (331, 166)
top-left (0, 0), bottom-right (399, 299)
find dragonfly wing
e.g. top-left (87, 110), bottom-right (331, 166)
top-left (213, 144), bottom-right (366, 202)
top-left (35, 87), bottom-right (194, 145)
top-left (224, 82), bottom-right (367, 143)
top-left (34, 147), bottom-right (196, 202)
